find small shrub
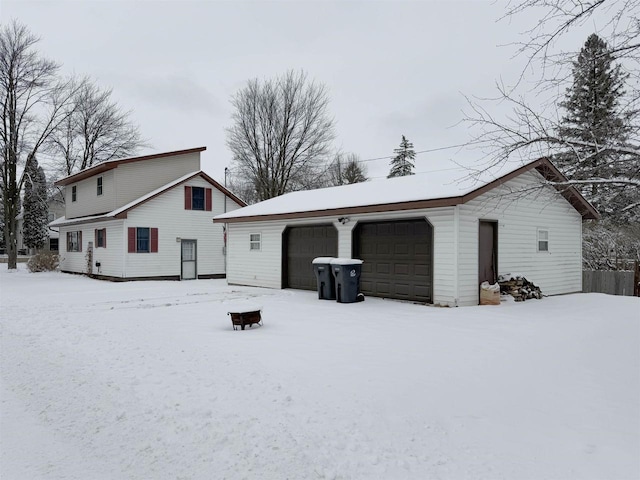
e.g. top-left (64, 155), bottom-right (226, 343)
top-left (27, 251), bottom-right (59, 272)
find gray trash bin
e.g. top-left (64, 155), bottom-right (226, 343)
top-left (312, 257), bottom-right (336, 300)
top-left (330, 258), bottom-right (364, 303)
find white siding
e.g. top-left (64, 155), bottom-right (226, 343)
top-left (124, 177), bottom-right (234, 278)
top-left (58, 220), bottom-right (124, 276)
top-left (226, 207), bottom-right (457, 305)
top-left (115, 153), bottom-right (200, 208)
top-left (227, 222), bottom-right (287, 289)
top-left (65, 170), bottom-right (117, 219)
top-left (457, 171), bottom-right (582, 306)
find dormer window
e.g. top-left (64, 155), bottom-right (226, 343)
top-left (97, 177), bottom-right (103, 196)
top-left (72, 185), bottom-right (77, 202)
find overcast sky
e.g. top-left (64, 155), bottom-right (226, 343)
top-left (4, 0), bottom-right (600, 182)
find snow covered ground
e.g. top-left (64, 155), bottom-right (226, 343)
top-left (1, 266), bottom-right (638, 480)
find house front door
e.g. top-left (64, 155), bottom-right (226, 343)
top-left (181, 239), bottom-right (197, 280)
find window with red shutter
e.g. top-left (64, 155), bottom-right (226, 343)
top-left (150, 228), bottom-right (159, 253)
top-left (185, 186), bottom-right (192, 210)
top-left (205, 188), bottom-right (212, 211)
top-left (128, 227), bottom-right (136, 253)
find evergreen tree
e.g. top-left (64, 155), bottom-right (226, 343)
top-left (558, 33), bottom-right (635, 220)
top-left (22, 157), bottom-right (49, 250)
top-left (388, 135), bottom-right (416, 178)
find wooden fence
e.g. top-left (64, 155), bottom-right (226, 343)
top-left (583, 265), bottom-right (640, 296)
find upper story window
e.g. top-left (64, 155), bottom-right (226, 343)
top-left (192, 187), bottom-right (205, 210)
top-left (72, 185), bottom-right (77, 202)
top-left (47, 212), bottom-right (55, 222)
top-left (184, 186), bottom-right (212, 211)
top-left (97, 177), bottom-right (103, 196)
top-left (250, 233), bottom-right (261, 251)
top-left (537, 229), bottom-right (549, 252)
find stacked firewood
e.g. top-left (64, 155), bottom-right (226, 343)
top-left (498, 274), bottom-right (543, 301)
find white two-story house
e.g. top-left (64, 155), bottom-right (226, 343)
top-left (51, 147), bottom-right (245, 280)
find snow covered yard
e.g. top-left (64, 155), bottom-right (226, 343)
top-left (1, 267), bottom-right (638, 480)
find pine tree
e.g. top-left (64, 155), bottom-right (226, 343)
top-left (558, 33), bottom-right (634, 220)
top-left (388, 135), bottom-right (416, 178)
top-left (22, 158), bottom-right (49, 250)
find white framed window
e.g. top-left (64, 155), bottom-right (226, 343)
top-left (67, 231), bottom-right (82, 252)
top-left (97, 176), bottom-right (103, 196)
top-left (48, 212), bottom-right (55, 222)
top-left (250, 233), bottom-right (261, 251)
top-left (71, 185), bottom-right (77, 202)
top-left (537, 228), bottom-right (549, 252)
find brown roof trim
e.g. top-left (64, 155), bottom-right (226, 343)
top-left (216, 197), bottom-right (464, 223)
top-left (533, 158), bottom-right (600, 220)
top-left (113, 171), bottom-right (247, 219)
top-left (213, 157), bottom-right (599, 223)
top-left (53, 214), bottom-right (116, 227)
top-left (54, 147), bottom-right (207, 186)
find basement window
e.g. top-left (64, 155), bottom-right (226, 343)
top-left (537, 229), bottom-right (549, 252)
top-left (250, 233), bottom-right (261, 251)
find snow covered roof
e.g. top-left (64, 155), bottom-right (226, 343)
top-left (214, 158), bottom-right (598, 222)
top-left (54, 147), bottom-right (207, 187)
top-left (50, 171), bottom-right (246, 227)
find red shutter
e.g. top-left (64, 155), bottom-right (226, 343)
top-left (95, 229), bottom-right (98, 246)
top-left (78, 231), bottom-right (82, 252)
top-left (205, 188), bottom-right (212, 211)
top-left (67, 232), bottom-right (71, 251)
top-left (150, 228), bottom-right (159, 253)
top-left (128, 227), bottom-right (136, 253)
top-left (103, 229), bottom-right (107, 248)
top-left (184, 186), bottom-right (192, 210)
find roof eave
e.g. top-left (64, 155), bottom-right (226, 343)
top-left (214, 157), bottom-right (600, 223)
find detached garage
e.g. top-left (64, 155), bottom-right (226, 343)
top-left (215, 158), bottom-right (597, 306)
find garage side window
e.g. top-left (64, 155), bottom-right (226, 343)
top-left (537, 228), bottom-right (549, 252)
top-left (250, 233), bottom-right (261, 251)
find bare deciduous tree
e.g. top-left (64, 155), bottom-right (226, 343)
top-left (462, 1), bottom-right (639, 218)
top-left (226, 70), bottom-right (335, 201)
top-left (325, 152), bottom-right (368, 186)
top-left (1, 21), bottom-right (77, 269)
top-left (50, 80), bottom-right (145, 176)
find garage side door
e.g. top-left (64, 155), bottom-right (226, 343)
top-left (355, 219), bottom-right (433, 302)
top-left (285, 225), bottom-right (338, 290)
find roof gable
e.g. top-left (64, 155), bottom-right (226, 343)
top-left (213, 158), bottom-right (598, 223)
top-left (50, 171), bottom-right (246, 227)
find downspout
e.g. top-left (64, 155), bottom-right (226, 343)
top-left (123, 219), bottom-right (127, 278)
top-left (453, 204), bottom-right (460, 307)
top-left (224, 167), bottom-right (228, 275)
